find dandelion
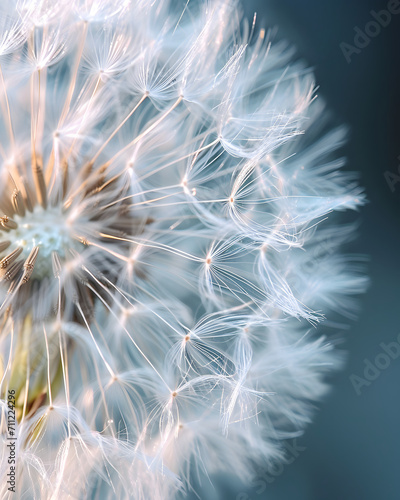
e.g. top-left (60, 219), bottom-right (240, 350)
top-left (0, 0), bottom-right (367, 498)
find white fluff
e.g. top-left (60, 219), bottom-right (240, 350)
top-left (0, 1), bottom-right (367, 499)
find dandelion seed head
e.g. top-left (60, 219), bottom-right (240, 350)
top-left (0, 0), bottom-right (367, 498)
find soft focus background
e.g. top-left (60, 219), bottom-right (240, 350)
top-left (218, 0), bottom-right (399, 499)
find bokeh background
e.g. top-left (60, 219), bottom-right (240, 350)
top-left (216, 0), bottom-right (399, 498)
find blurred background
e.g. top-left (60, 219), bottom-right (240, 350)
top-left (220, 0), bottom-right (400, 498)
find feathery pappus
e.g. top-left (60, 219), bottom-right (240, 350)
top-left (0, 0), bottom-right (368, 498)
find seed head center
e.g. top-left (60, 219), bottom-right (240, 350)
top-left (8, 206), bottom-right (76, 278)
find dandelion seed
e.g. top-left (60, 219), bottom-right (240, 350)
top-left (0, 1), bottom-right (367, 498)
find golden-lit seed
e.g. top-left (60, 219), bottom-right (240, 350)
top-left (0, 241), bottom-right (11, 253)
top-left (3, 260), bottom-right (23, 282)
top-left (0, 216), bottom-right (18, 230)
top-left (32, 158), bottom-right (48, 209)
top-left (61, 159), bottom-right (69, 200)
top-left (0, 247), bottom-right (23, 269)
top-left (11, 189), bottom-right (26, 217)
top-left (21, 246), bottom-right (39, 283)
top-left (21, 178), bottom-right (34, 213)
